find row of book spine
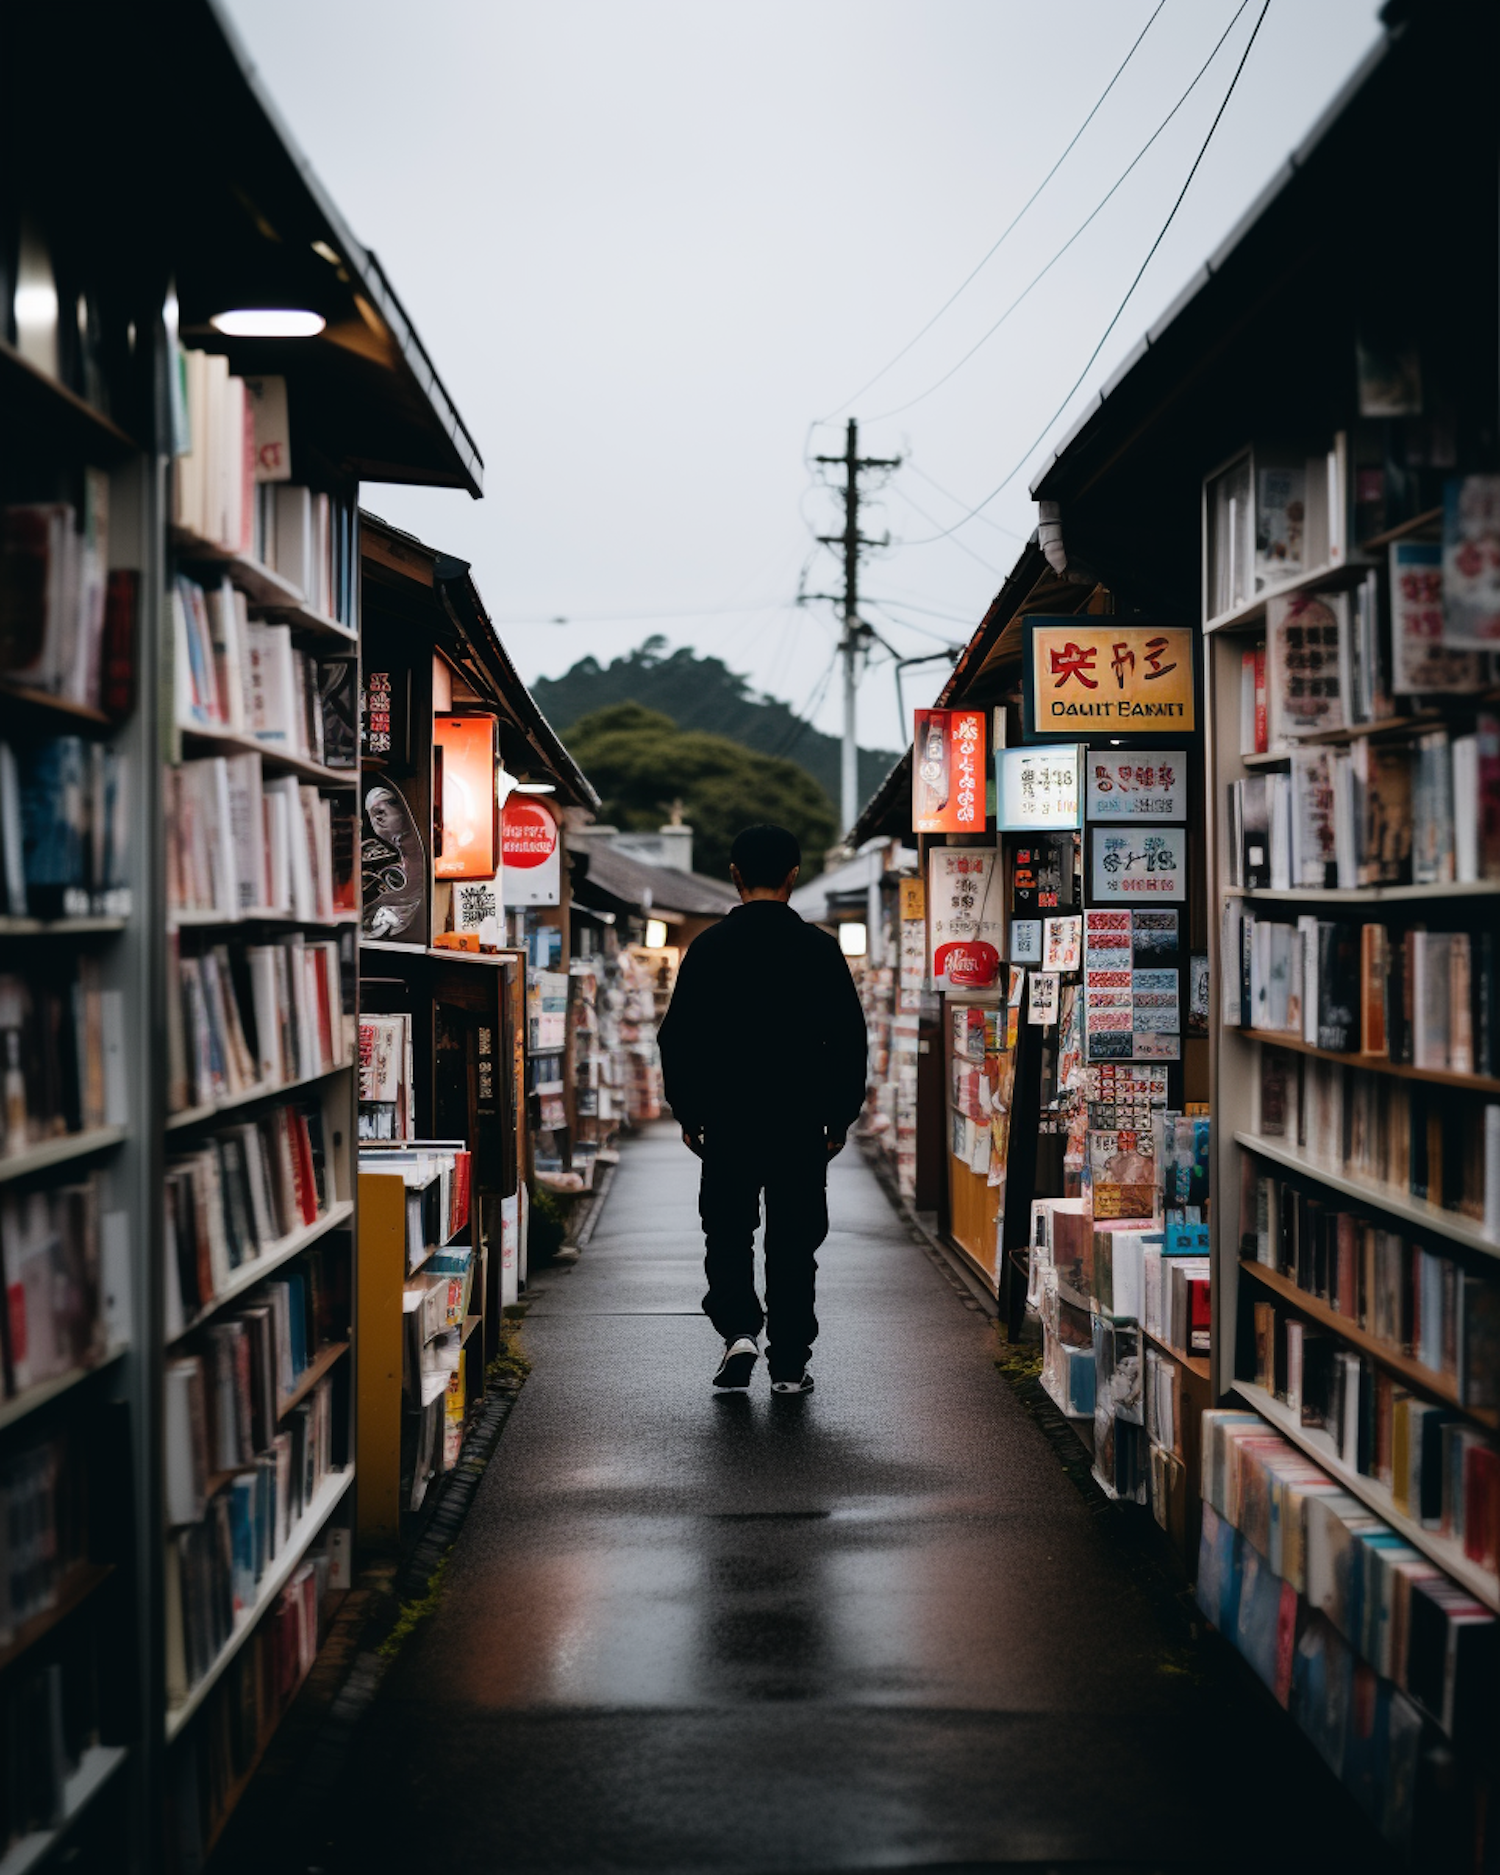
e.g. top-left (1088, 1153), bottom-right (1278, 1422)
top-left (173, 573), bottom-right (356, 761)
top-left (1254, 1048), bottom-right (1500, 1236)
top-left (0, 1652), bottom-right (105, 1858)
top-left (163, 1097), bottom-right (333, 1337)
top-left (0, 482), bottom-right (137, 713)
top-left (355, 1013), bottom-right (414, 1142)
top-left (1201, 1408), bottom-right (1494, 1764)
top-left (0, 958), bottom-right (125, 1158)
top-left (164, 1373), bottom-right (338, 1707)
top-left (1240, 1166), bottom-right (1499, 1407)
top-left (170, 1542), bottom-right (338, 1865)
top-left (167, 931), bottom-right (353, 1117)
top-left (165, 752), bottom-right (353, 923)
top-left (0, 1177), bottom-right (112, 1399)
top-left (1244, 1296), bottom-right (1497, 1567)
top-left (165, 1254), bottom-right (341, 1524)
top-left (0, 736), bottom-right (129, 919)
top-left (0, 1432), bottom-right (82, 1645)
top-left (1226, 905), bottom-right (1500, 1079)
top-left (1228, 718), bottom-right (1500, 892)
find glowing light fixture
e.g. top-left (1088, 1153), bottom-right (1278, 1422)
top-left (433, 714), bottom-right (500, 879)
top-left (644, 918), bottom-right (669, 949)
top-left (209, 308), bottom-right (326, 338)
top-left (839, 921), bottom-right (868, 958)
top-left (514, 780), bottom-right (556, 794)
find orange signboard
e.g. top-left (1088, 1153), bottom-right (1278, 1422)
top-left (1023, 622), bottom-right (1195, 737)
top-left (434, 714), bottom-right (500, 878)
top-left (912, 709), bottom-right (987, 833)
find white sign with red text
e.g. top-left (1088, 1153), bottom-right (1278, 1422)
top-left (502, 799), bottom-right (561, 906)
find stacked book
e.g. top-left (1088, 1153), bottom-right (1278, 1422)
top-left (357, 1013), bottom-right (414, 1142)
top-left (0, 959), bottom-right (125, 1155)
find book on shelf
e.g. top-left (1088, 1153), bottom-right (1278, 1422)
top-left (0, 1654), bottom-right (109, 1856)
top-left (356, 1013), bottom-right (414, 1141)
top-left (163, 1372), bottom-right (341, 1707)
top-left (0, 1176), bottom-right (113, 1397)
top-left (1238, 1162), bottom-right (1500, 1412)
top-left (1441, 473), bottom-right (1500, 650)
top-left (358, 1141), bottom-right (471, 1271)
top-left (0, 1431), bottom-right (85, 1645)
top-left (173, 351), bottom-right (358, 627)
top-left (166, 1258), bottom-right (344, 1526)
top-left (1226, 716), bottom-right (1500, 890)
top-left (173, 572), bottom-right (357, 760)
top-left (0, 479), bottom-right (138, 715)
top-left (1227, 909), bottom-right (1499, 1081)
top-left (0, 735), bottom-right (130, 919)
top-left (165, 752), bottom-right (353, 923)
top-left (168, 932), bottom-right (350, 1116)
top-left (163, 1097), bottom-right (336, 1335)
top-left (1249, 1045), bottom-right (1500, 1238)
top-left (0, 957), bottom-right (126, 1156)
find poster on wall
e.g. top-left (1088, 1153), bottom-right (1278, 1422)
top-left (361, 777), bottom-right (428, 946)
top-left (1082, 909), bottom-right (1181, 1062)
top-left (913, 709), bottom-right (988, 833)
top-left (995, 744), bottom-right (1082, 831)
top-left (1089, 827), bottom-right (1187, 902)
top-left (1084, 751), bottom-right (1187, 822)
top-left (1023, 621), bottom-right (1195, 739)
top-left (927, 847), bottom-right (1002, 989)
top-left (502, 798), bottom-right (561, 906)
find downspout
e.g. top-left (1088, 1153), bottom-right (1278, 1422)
top-left (1037, 500), bottom-right (1068, 577)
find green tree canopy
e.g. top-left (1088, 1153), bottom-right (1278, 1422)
top-left (565, 701), bottom-right (837, 881)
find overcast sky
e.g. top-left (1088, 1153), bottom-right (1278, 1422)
top-left (224, 0), bottom-right (1382, 761)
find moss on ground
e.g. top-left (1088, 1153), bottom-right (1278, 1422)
top-left (378, 1553), bottom-right (450, 1659)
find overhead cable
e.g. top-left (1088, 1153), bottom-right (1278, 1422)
top-left (816, 0), bottom-right (1167, 423)
top-left (901, 0), bottom-right (1273, 548)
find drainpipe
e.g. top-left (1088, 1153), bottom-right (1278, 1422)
top-left (1037, 500), bottom-right (1067, 577)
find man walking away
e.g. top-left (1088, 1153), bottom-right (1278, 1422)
top-left (657, 823), bottom-right (868, 1395)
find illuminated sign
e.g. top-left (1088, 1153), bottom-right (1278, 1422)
top-left (502, 798), bottom-right (561, 906)
top-left (1023, 622), bottom-right (1195, 739)
top-left (913, 708), bottom-right (987, 833)
top-left (434, 714), bottom-right (500, 880)
top-left (995, 743), bottom-right (1082, 830)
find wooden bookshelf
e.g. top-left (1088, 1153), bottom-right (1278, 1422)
top-left (0, 1126), bottom-right (128, 1184)
top-left (0, 1743), bottom-right (129, 1875)
top-left (165, 1058), bottom-right (355, 1132)
top-left (1355, 506), bottom-right (1443, 553)
top-left (177, 724), bottom-right (358, 790)
top-left (1239, 1259), bottom-right (1499, 1430)
top-left (1232, 1381), bottom-right (1499, 1614)
top-left (166, 1200), bottom-right (356, 1343)
top-left (0, 334), bottom-right (139, 462)
top-left (0, 1347), bottom-right (128, 1437)
top-left (1236, 1027), bottom-right (1500, 1096)
top-left (169, 527), bottom-right (357, 644)
top-left (0, 916), bottom-right (128, 937)
top-left (1204, 558), bottom-right (1370, 638)
top-left (0, 683), bottom-right (113, 732)
top-left (1226, 881), bottom-right (1500, 905)
top-left (279, 1340), bottom-right (350, 1419)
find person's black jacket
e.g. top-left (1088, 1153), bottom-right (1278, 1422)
top-left (657, 900), bottom-right (868, 1142)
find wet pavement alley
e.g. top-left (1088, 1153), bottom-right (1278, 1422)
top-left (320, 1123), bottom-right (1388, 1874)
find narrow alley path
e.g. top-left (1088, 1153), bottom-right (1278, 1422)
top-left (328, 1124), bottom-right (1386, 1874)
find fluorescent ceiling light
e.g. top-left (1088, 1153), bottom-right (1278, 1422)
top-left (644, 918), bottom-right (669, 949)
top-left (209, 308), bottom-right (326, 338)
top-left (514, 781), bottom-right (556, 794)
top-left (839, 922), bottom-right (868, 957)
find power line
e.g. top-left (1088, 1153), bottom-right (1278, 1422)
top-left (902, 0), bottom-right (1272, 548)
top-left (870, 0), bottom-right (1251, 424)
top-left (887, 482), bottom-right (1002, 577)
top-left (771, 648), bottom-right (840, 759)
top-left (817, 0), bottom-right (1166, 423)
top-left (492, 599), bottom-right (792, 626)
top-left (906, 462), bottom-right (1027, 542)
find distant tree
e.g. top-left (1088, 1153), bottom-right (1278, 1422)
top-left (532, 636), bottom-right (899, 809)
top-left (565, 701), bottom-right (838, 880)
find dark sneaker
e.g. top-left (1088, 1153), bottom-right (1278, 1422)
top-left (770, 1370), bottom-right (814, 1395)
top-left (713, 1336), bottom-right (759, 1390)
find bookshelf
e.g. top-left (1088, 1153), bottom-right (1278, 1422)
top-left (5, 3), bottom-right (488, 1863)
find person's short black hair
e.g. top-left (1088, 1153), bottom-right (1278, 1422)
top-left (730, 823), bottom-right (801, 889)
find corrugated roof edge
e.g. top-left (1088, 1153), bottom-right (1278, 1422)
top-left (1029, 20), bottom-right (1397, 498)
top-left (205, 0), bottom-right (485, 500)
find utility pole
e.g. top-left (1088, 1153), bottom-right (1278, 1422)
top-left (814, 418), bottom-right (900, 840)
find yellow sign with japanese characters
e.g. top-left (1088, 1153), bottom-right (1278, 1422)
top-left (1024, 622), bottom-right (1195, 736)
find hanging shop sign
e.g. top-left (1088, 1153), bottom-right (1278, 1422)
top-left (361, 665), bottom-right (410, 763)
top-left (1088, 826), bottom-right (1187, 902)
top-left (899, 876), bottom-right (925, 921)
top-left (1084, 750), bottom-right (1187, 822)
top-left (362, 777), bottom-right (428, 946)
top-left (1022, 621), bottom-right (1195, 739)
top-left (502, 798), bottom-right (561, 906)
top-left (913, 708), bottom-right (987, 833)
top-left (995, 743), bottom-right (1083, 831)
top-left (927, 846), bottom-right (1002, 989)
top-left (434, 714), bottom-right (501, 879)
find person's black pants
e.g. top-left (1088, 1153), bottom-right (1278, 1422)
top-left (698, 1132), bottom-right (829, 1379)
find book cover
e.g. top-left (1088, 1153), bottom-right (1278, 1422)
top-left (1441, 473), bottom-right (1500, 647)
